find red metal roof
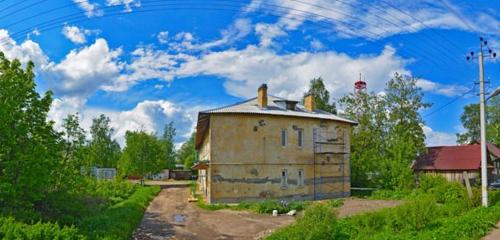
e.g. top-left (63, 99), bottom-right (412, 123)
top-left (413, 143), bottom-right (500, 171)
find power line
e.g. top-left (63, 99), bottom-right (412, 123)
top-left (423, 86), bottom-right (475, 118)
top-left (1, 0), bottom-right (456, 71)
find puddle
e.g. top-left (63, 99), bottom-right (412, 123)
top-left (174, 214), bottom-right (186, 223)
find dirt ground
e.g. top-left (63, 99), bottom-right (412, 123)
top-left (483, 222), bottom-right (500, 240)
top-left (336, 198), bottom-right (403, 218)
top-left (133, 186), bottom-right (404, 240)
top-left (133, 187), bottom-right (295, 240)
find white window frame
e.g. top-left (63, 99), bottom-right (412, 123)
top-left (281, 129), bottom-right (288, 147)
top-left (281, 169), bottom-right (288, 189)
top-left (298, 169), bottom-right (304, 187)
top-left (298, 129), bottom-right (304, 148)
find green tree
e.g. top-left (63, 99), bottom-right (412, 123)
top-left (118, 131), bottom-right (164, 184)
top-left (382, 73), bottom-right (430, 189)
top-left (161, 122), bottom-right (176, 170)
top-left (56, 113), bottom-right (87, 190)
top-left (178, 133), bottom-right (196, 169)
top-left (0, 53), bottom-right (62, 209)
top-left (456, 97), bottom-right (499, 146)
top-left (340, 73), bottom-right (429, 190)
top-left (340, 91), bottom-right (388, 187)
top-left (304, 77), bottom-right (337, 113)
top-left (87, 114), bottom-right (121, 169)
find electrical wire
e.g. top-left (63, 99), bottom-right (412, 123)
top-left (0, 0), bottom-right (455, 70)
top-left (423, 86), bottom-right (475, 118)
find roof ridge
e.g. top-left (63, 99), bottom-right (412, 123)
top-left (200, 97), bottom-right (257, 113)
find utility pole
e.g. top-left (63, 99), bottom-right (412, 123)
top-left (466, 37), bottom-right (497, 207)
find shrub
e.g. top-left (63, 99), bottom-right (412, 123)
top-left (268, 203), bottom-right (338, 240)
top-left (79, 186), bottom-right (160, 240)
top-left (0, 217), bottom-right (84, 240)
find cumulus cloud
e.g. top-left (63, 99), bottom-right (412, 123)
top-left (157, 31), bottom-right (169, 44)
top-left (49, 97), bottom-right (207, 146)
top-left (62, 25), bottom-right (99, 44)
top-left (423, 125), bottom-right (457, 146)
top-left (73, 0), bottom-right (103, 17)
top-left (43, 38), bottom-right (124, 97)
top-left (106, 0), bottom-right (141, 12)
top-left (175, 44), bottom-right (408, 100)
top-left (0, 29), bottom-right (48, 68)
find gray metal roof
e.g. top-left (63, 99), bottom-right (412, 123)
top-left (200, 95), bottom-right (357, 124)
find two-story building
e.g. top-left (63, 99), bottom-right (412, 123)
top-left (193, 84), bottom-right (356, 203)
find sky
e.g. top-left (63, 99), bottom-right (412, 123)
top-left (0, 0), bottom-right (498, 147)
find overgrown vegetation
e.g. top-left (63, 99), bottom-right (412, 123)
top-left (268, 176), bottom-right (499, 240)
top-left (0, 52), bottom-right (162, 238)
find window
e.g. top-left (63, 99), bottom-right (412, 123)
top-left (281, 169), bottom-right (288, 188)
top-left (281, 129), bottom-right (288, 147)
top-left (298, 129), bottom-right (304, 148)
top-left (298, 169), bottom-right (304, 187)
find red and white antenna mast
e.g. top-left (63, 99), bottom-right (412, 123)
top-left (354, 73), bottom-right (367, 94)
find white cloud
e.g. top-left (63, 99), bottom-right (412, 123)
top-left (310, 39), bottom-right (324, 50)
top-left (423, 125), bottom-right (457, 146)
top-left (0, 29), bottom-right (47, 68)
top-left (49, 97), bottom-right (207, 146)
top-left (43, 38), bottom-right (124, 97)
top-left (254, 23), bottom-right (287, 47)
top-left (73, 0), bottom-right (103, 17)
top-left (106, 0), bottom-right (141, 12)
top-left (416, 79), bottom-right (470, 97)
top-left (62, 25), bottom-right (98, 44)
top-left (175, 44), bottom-right (408, 100)
top-left (157, 31), bottom-right (169, 44)
top-left (168, 18), bottom-right (252, 51)
top-left (245, 0), bottom-right (500, 40)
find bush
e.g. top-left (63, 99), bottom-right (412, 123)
top-left (0, 217), bottom-right (84, 240)
top-left (79, 186), bottom-right (160, 240)
top-left (268, 203), bottom-right (338, 240)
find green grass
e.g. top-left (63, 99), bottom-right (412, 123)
top-left (0, 217), bottom-right (84, 240)
top-left (267, 176), bottom-right (500, 240)
top-left (79, 185), bottom-right (160, 240)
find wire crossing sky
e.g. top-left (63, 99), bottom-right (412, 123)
top-left (0, 0), bottom-right (498, 146)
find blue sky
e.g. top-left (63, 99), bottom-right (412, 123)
top-left (0, 0), bottom-right (498, 146)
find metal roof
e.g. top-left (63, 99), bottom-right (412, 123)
top-left (413, 144), bottom-right (500, 171)
top-left (200, 95), bottom-right (357, 124)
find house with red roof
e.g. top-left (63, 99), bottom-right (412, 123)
top-left (413, 143), bottom-right (500, 184)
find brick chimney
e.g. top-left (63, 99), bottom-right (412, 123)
top-left (304, 94), bottom-right (315, 112)
top-left (257, 84), bottom-right (268, 108)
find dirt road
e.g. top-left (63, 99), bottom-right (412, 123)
top-left (133, 187), bottom-right (295, 240)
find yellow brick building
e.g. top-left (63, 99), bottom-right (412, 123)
top-left (193, 84), bottom-right (356, 203)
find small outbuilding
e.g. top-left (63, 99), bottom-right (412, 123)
top-left (413, 143), bottom-right (500, 184)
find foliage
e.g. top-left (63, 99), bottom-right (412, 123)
top-left (178, 132), bottom-right (197, 169)
top-left (79, 186), bottom-right (160, 240)
top-left (267, 203), bottom-right (338, 240)
top-left (86, 114), bottom-right (121, 169)
top-left (118, 131), bottom-right (165, 180)
top-left (0, 217), bottom-right (84, 240)
top-left (340, 73), bottom-right (429, 190)
top-left (0, 53), bottom-right (63, 211)
top-left (160, 121), bottom-right (177, 170)
top-left (267, 192), bottom-right (499, 240)
top-left (197, 198), bottom-right (308, 214)
top-left (303, 77), bottom-right (336, 113)
top-left (56, 114), bottom-right (88, 191)
top-left (456, 97), bottom-right (500, 146)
